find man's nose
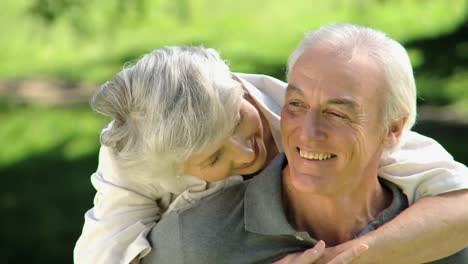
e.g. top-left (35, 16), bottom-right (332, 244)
top-left (300, 111), bottom-right (326, 142)
top-left (228, 136), bottom-right (256, 163)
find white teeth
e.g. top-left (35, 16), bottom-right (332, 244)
top-left (299, 149), bottom-right (334, 161)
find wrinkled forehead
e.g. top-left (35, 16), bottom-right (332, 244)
top-left (290, 46), bottom-right (385, 95)
top-left (288, 49), bottom-right (388, 119)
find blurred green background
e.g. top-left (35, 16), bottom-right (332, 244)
top-left (0, 0), bottom-right (467, 263)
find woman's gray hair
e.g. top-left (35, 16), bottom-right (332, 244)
top-left (91, 46), bottom-right (244, 179)
top-left (287, 23), bottom-right (417, 133)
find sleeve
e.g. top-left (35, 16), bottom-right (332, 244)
top-left (74, 147), bottom-right (174, 264)
top-left (379, 131), bottom-right (468, 204)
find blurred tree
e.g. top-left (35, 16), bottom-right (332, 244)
top-left (28, 0), bottom-right (150, 36)
top-left (28, 0), bottom-right (91, 36)
top-left (406, 19), bottom-right (468, 106)
top-left (28, 0), bottom-right (84, 24)
top-left (407, 21), bottom-right (468, 76)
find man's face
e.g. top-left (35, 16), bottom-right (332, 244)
top-left (281, 45), bottom-right (389, 194)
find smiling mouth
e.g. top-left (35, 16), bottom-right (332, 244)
top-left (297, 147), bottom-right (336, 161)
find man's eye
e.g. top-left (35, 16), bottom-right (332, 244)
top-left (287, 100), bottom-right (305, 109)
top-left (327, 111), bottom-right (347, 119)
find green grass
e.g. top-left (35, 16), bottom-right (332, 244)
top-left (0, 102), bottom-right (108, 167)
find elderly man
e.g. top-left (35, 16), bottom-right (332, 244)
top-left (143, 23), bottom-right (467, 263)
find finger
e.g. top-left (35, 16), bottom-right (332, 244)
top-left (328, 244), bottom-right (369, 264)
top-left (272, 241), bottom-right (326, 264)
top-left (296, 240), bottom-right (326, 263)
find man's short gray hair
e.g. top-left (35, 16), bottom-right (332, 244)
top-left (287, 23), bottom-right (417, 132)
top-left (91, 46), bottom-right (244, 179)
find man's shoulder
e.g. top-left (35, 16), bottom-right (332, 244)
top-left (178, 180), bottom-right (247, 218)
top-left (144, 182), bottom-right (249, 263)
top-left (157, 180), bottom-right (247, 229)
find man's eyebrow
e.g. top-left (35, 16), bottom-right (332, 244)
top-left (285, 85), bottom-right (305, 97)
top-left (327, 98), bottom-right (359, 110)
top-left (286, 85), bottom-right (359, 111)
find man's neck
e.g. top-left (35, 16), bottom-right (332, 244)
top-left (282, 169), bottom-right (392, 246)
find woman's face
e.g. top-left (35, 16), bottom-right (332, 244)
top-left (183, 96), bottom-right (268, 182)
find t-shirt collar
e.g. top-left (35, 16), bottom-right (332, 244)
top-left (244, 153), bottom-right (297, 236)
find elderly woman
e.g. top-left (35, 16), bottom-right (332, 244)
top-left (74, 46), bottom-right (468, 263)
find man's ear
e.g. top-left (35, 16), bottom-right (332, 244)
top-left (384, 117), bottom-right (407, 149)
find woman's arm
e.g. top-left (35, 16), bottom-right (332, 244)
top-left (320, 189), bottom-right (468, 263)
top-left (379, 131), bottom-right (468, 204)
top-left (73, 170), bottom-right (164, 264)
top-left (74, 146), bottom-right (167, 264)
top-left (362, 189), bottom-right (468, 263)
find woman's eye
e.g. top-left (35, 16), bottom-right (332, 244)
top-left (235, 112), bottom-right (244, 131)
top-left (210, 155), bottom-right (220, 166)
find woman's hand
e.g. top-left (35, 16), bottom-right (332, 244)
top-left (273, 241), bottom-right (326, 264)
top-left (273, 241), bottom-right (368, 264)
top-left (317, 241), bottom-right (369, 264)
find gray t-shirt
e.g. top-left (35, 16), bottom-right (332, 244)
top-left (143, 154), bottom-right (467, 264)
